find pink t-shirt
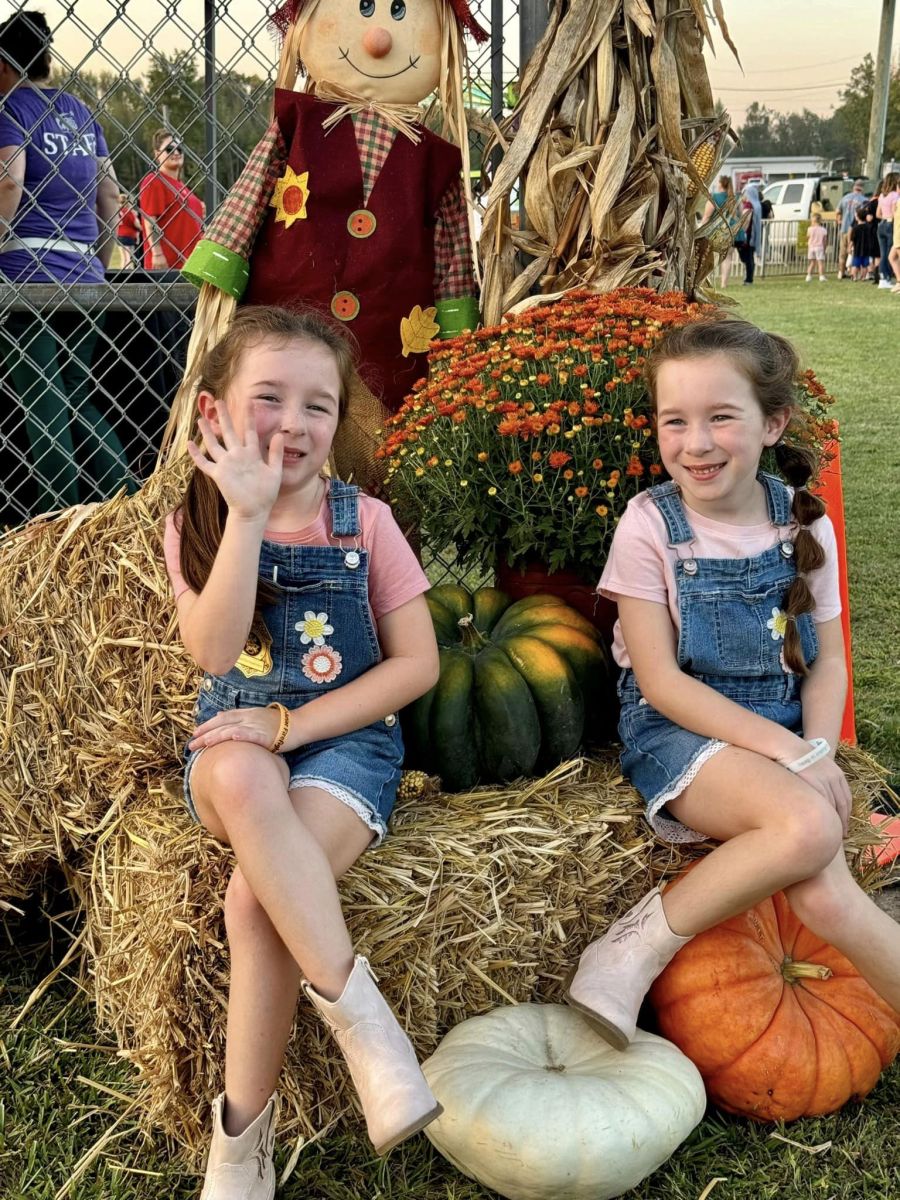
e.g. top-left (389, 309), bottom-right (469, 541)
top-left (163, 484), bottom-right (429, 624)
top-left (598, 490), bottom-right (841, 669)
top-left (807, 224), bottom-right (827, 251)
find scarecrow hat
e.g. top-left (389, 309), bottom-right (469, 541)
top-left (270, 0), bottom-right (488, 44)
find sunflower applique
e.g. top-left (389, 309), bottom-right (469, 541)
top-left (295, 611), bottom-right (333, 645)
top-left (767, 607), bottom-right (788, 641)
top-left (271, 165), bottom-right (310, 228)
top-left (302, 646), bottom-right (343, 684)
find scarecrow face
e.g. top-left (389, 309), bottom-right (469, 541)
top-left (300, 0), bottom-right (442, 104)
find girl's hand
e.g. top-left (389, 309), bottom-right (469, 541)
top-left (187, 403), bottom-right (283, 523)
top-left (188, 705), bottom-right (298, 754)
top-left (796, 757), bottom-right (852, 836)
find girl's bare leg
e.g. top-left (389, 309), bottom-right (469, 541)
top-left (659, 747), bottom-right (844, 936)
top-left (784, 849), bottom-right (900, 1010)
top-left (191, 744), bottom-right (373, 1133)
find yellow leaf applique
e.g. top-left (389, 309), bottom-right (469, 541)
top-left (400, 304), bottom-right (440, 357)
top-left (270, 165), bottom-right (310, 229)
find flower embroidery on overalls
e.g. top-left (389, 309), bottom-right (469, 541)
top-left (302, 645), bottom-right (343, 683)
top-left (295, 610), bottom-right (333, 645)
top-left (767, 607), bottom-right (788, 640)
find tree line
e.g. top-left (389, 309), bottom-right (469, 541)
top-left (734, 56), bottom-right (899, 172)
top-left (56, 51), bottom-right (272, 200)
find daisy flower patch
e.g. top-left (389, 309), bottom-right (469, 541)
top-left (767, 607), bottom-right (788, 641)
top-left (295, 610), bottom-right (333, 646)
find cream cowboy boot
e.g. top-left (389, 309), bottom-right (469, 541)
top-left (566, 888), bottom-right (692, 1051)
top-left (303, 955), bottom-right (441, 1155)
top-left (200, 1092), bottom-right (276, 1200)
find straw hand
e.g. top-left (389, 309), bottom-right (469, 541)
top-left (187, 404), bottom-right (283, 522)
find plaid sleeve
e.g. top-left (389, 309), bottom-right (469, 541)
top-left (434, 176), bottom-right (476, 300)
top-left (203, 119), bottom-right (287, 256)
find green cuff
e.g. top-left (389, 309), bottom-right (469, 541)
top-left (436, 296), bottom-right (479, 337)
top-left (181, 240), bottom-right (250, 300)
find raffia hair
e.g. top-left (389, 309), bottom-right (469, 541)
top-left (176, 305), bottom-right (356, 627)
top-left (645, 317), bottom-right (826, 675)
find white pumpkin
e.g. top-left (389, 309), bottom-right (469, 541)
top-left (422, 1003), bottom-right (706, 1200)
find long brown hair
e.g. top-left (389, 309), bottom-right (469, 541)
top-left (646, 318), bottom-right (826, 675)
top-left (177, 305), bottom-right (355, 624)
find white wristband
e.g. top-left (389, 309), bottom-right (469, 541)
top-left (783, 737), bottom-right (831, 774)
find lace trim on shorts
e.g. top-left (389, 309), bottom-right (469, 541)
top-left (290, 775), bottom-right (386, 846)
top-left (646, 739), bottom-right (727, 844)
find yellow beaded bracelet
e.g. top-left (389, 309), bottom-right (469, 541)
top-left (266, 702), bottom-right (291, 754)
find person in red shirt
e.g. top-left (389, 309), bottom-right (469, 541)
top-left (139, 129), bottom-right (204, 269)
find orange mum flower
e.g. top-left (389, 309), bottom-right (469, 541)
top-left (508, 460), bottom-right (523, 474)
top-left (548, 451), bottom-right (573, 469)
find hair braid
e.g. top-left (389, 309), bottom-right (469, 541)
top-left (774, 442), bottom-right (826, 675)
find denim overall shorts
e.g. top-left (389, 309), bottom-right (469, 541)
top-left (182, 481), bottom-right (404, 844)
top-left (618, 473), bottom-right (819, 844)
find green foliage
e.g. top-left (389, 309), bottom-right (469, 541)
top-left (51, 52), bottom-right (271, 199)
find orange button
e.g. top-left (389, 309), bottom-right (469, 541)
top-left (348, 209), bottom-right (377, 238)
top-left (331, 290), bottom-right (360, 321)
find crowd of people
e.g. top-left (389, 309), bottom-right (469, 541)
top-left (703, 172), bottom-right (900, 292)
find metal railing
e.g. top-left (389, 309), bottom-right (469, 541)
top-left (0, 0), bottom-right (524, 549)
top-left (719, 219), bottom-right (849, 279)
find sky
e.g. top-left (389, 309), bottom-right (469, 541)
top-left (2, 0), bottom-right (897, 131)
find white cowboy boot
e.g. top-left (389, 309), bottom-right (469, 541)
top-left (566, 888), bottom-right (691, 1051)
top-left (200, 1092), bottom-right (276, 1200)
top-left (303, 955), bottom-right (441, 1155)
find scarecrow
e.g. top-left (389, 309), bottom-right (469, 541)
top-left (173, 0), bottom-right (486, 493)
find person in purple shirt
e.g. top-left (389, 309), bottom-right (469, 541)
top-left (0, 9), bottom-right (131, 511)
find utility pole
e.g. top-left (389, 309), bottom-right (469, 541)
top-left (864, 0), bottom-right (896, 179)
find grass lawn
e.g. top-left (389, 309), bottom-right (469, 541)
top-left (2, 277), bottom-right (899, 1199)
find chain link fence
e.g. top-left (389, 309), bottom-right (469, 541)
top-left (0, 0), bottom-right (526, 558)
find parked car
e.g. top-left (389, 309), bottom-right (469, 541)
top-left (761, 176), bottom-right (858, 222)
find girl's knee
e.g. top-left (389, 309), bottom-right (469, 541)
top-left (772, 790), bottom-right (844, 875)
top-left (201, 742), bottom-right (288, 816)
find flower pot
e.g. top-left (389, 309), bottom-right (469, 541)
top-left (495, 558), bottom-right (618, 648)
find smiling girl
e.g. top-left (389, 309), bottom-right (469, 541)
top-left (163, 306), bottom-right (441, 1198)
top-left (563, 318), bottom-right (900, 1048)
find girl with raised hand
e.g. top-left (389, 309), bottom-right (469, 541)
top-left (163, 305), bottom-right (440, 1199)
top-left (566, 318), bottom-right (900, 1048)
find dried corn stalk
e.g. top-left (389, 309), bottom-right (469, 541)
top-left (478, 0), bottom-right (739, 323)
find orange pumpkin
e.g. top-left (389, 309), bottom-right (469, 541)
top-left (650, 883), bottom-right (900, 1122)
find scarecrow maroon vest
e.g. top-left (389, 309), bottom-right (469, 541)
top-left (244, 90), bottom-right (463, 412)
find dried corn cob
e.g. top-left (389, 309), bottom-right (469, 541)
top-left (686, 128), bottom-right (723, 198)
top-left (396, 770), bottom-right (437, 801)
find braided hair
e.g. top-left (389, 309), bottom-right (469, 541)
top-left (646, 318), bottom-right (826, 675)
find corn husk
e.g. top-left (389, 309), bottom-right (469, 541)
top-left (478, 0), bottom-right (738, 323)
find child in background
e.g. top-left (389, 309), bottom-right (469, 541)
top-left (849, 208), bottom-right (871, 281)
top-left (163, 305), bottom-right (441, 1199)
top-left (805, 212), bottom-right (827, 282)
top-left (564, 318), bottom-right (900, 1050)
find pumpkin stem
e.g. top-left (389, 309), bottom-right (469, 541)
top-left (781, 956), bottom-right (833, 983)
top-left (458, 613), bottom-right (488, 649)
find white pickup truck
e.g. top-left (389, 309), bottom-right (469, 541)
top-left (761, 176), bottom-right (855, 222)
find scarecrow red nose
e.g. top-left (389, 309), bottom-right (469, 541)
top-left (362, 27), bottom-right (393, 58)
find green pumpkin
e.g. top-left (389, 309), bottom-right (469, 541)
top-left (403, 586), bottom-right (615, 791)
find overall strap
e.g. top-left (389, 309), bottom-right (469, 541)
top-left (759, 472), bottom-right (793, 527)
top-left (328, 479), bottom-right (361, 537)
top-left (647, 480), bottom-right (694, 546)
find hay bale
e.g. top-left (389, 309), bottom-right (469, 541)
top-left (81, 748), bottom-right (888, 1159)
top-left (0, 465), bottom-right (195, 898)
